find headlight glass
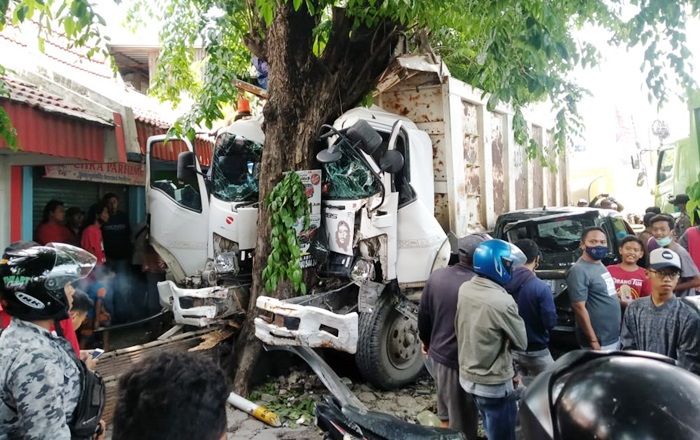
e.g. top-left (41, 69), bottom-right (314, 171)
top-left (350, 259), bottom-right (374, 283)
top-left (213, 233), bottom-right (240, 274)
top-left (215, 251), bottom-right (239, 274)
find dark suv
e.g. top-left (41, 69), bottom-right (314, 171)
top-left (492, 207), bottom-right (634, 348)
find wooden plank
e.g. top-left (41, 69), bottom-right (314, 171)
top-left (233, 80), bottom-right (268, 99)
top-left (96, 329), bottom-right (223, 425)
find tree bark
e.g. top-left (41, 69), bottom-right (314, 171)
top-left (233, 3), bottom-right (400, 395)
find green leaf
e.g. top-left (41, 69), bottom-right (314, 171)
top-left (63, 17), bottom-right (75, 36)
top-left (260, 3), bottom-right (273, 26)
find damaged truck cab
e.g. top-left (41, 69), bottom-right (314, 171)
top-left (256, 108), bottom-right (451, 388)
top-left (146, 116), bottom-right (263, 326)
top-left (148, 55), bottom-right (569, 389)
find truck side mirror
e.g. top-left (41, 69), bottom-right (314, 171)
top-left (346, 120), bottom-right (382, 156)
top-left (177, 151), bottom-right (197, 181)
top-left (380, 150), bottom-right (404, 173)
top-left (630, 154), bottom-right (640, 170)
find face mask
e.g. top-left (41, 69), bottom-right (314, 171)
top-left (585, 246), bottom-right (608, 260)
top-left (655, 236), bottom-right (673, 247)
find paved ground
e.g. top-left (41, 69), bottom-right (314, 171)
top-left (226, 371), bottom-right (439, 439)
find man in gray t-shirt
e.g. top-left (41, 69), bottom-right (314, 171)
top-left (621, 248), bottom-right (700, 374)
top-left (567, 227), bottom-right (621, 349)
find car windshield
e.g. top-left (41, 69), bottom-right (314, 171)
top-left (322, 142), bottom-right (380, 200)
top-left (507, 216), bottom-right (597, 252)
top-left (212, 133), bottom-right (262, 202)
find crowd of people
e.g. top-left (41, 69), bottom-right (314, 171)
top-left (418, 197), bottom-right (700, 440)
top-left (3, 191), bottom-right (700, 439)
top-left (22, 193), bottom-right (166, 349)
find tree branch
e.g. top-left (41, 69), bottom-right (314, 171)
top-left (320, 7), bottom-right (351, 68)
top-left (244, 33), bottom-right (267, 60)
top-left (343, 22), bottom-right (399, 105)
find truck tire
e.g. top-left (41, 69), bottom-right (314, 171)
top-left (355, 295), bottom-right (424, 389)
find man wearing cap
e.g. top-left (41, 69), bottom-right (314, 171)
top-left (504, 239), bottom-right (557, 386)
top-left (418, 234), bottom-right (488, 439)
top-left (621, 248), bottom-right (700, 374)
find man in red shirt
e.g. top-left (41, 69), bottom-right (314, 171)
top-left (81, 202), bottom-right (109, 265)
top-left (35, 200), bottom-right (75, 245)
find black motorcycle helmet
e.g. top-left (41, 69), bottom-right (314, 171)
top-left (520, 350), bottom-right (700, 440)
top-left (0, 242), bottom-right (96, 321)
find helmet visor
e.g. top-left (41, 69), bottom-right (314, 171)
top-left (503, 242), bottom-right (527, 269)
top-left (44, 243), bottom-right (97, 290)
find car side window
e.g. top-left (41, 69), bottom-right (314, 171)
top-left (611, 217), bottom-right (630, 245)
top-left (149, 142), bottom-right (203, 212)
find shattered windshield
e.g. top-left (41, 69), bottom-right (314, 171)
top-left (507, 217), bottom-right (597, 252)
top-left (212, 133), bottom-right (262, 202)
top-left (322, 142), bottom-right (380, 200)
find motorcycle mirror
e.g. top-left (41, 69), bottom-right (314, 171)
top-left (380, 150), bottom-right (404, 173)
top-left (177, 151), bottom-right (197, 181)
top-left (346, 120), bottom-right (382, 156)
top-left (316, 147), bottom-right (343, 163)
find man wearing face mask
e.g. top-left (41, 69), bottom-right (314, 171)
top-left (566, 227), bottom-right (621, 350)
top-left (647, 214), bottom-right (700, 297)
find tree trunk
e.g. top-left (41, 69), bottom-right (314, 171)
top-left (233, 4), bottom-right (400, 395)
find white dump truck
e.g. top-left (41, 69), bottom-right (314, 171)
top-left (147, 55), bottom-right (569, 388)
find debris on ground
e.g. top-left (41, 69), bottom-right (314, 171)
top-left (227, 392), bottom-right (281, 427)
top-left (227, 367), bottom-right (441, 439)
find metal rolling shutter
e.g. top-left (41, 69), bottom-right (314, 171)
top-left (32, 176), bottom-right (101, 231)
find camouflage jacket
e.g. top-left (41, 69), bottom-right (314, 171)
top-left (0, 318), bottom-right (80, 440)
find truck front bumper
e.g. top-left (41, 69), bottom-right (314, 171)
top-left (158, 280), bottom-right (246, 327)
top-left (254, 296), bottom-right (358, 354)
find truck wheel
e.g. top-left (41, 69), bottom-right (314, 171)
top-left (355, 295), bottom-right (424, 389)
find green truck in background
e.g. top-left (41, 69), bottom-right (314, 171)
top-left (655, 91), bottom-right (700, 217)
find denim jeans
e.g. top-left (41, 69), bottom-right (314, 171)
top-left (472, 394), bottom-right (517, 440)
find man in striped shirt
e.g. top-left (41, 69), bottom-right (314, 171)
top-left (621, 248), bottom-right (700, 374)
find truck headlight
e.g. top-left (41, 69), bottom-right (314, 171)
top-left (215, 251), bottom-right (239, 274)
top-left (350, 259), bottom-right (374, 283)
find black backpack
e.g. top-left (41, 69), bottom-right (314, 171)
top-left (48, 323), bottom-right (106, 439)
top-left (69, 355), bottom-right (106, 440)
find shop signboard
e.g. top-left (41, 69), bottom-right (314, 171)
top-left (44, 163), bottom-right (146, 186)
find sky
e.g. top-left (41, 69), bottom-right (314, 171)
top-left (575, 21), bottom-right (700, 149)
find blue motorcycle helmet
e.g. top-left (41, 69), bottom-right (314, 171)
top-left (473, 239), bottom-right (526, 285)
